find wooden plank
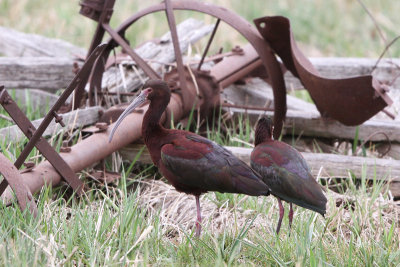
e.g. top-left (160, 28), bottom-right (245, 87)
top-left (224, 107), bottom-right (400, 142)
top-left (118, 144), bottom-right (400, 180)
top-left (0, 57), bottom-right (77, 90)
top-left (0, 26), bottom-right (86, 57)
top-left (0, 106), bottom-right (103, 143)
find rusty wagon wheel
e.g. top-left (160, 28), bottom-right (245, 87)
top-left (82, 0), bottom-right (287, 138)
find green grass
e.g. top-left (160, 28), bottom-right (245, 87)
top-left (1, 1), bottom-right (400, 266)
top-left (0, 167), bottom-right (399, 266)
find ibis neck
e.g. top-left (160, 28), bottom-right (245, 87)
top-left (254, 128), bottom-right (272, 146)
top-left (142, 97), bottom-right (169, 143)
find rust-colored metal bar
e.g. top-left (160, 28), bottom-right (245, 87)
top-left (0, 175), bottom-right (7, 194)
top-left (222, 59), bottom-right (263, 88)
top-left (0, 88), bottom-right (83, 195)
top-left (197, 19), bottom-right (220, 71)
top-left (75, 0), bottom-right (116, 109)
top-left (102, 23), bottom-right (160, 79)
top-left (221, 102), bottom-right (274, 112)
top-left (16, 44), bottom-right (106, 168)
top-left (210, 44), bottom-right (261, 87)
top-left (85, 0), bottom-right (116, 56)
top-left (0, 45), bottom-right (105, 195)
top-left (164, 0), bottom-right (190, 101)
top-left (1, 87), bottom-right (194, 205)
top-left (0, 153), bottom-right (38, 216)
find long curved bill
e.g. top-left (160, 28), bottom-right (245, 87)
top-left (108, 89), bottom-right (150, 143)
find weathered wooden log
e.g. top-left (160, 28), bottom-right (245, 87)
top-left (119, 144), bottom-right (400, 181)
top-left (8, 89), bottom-right (58, 113)
top-left (0, 57), bottom-right (77, 90)
top-left (0, 106), bottom-right (103, 143)
top-left (0, 26), bottom-right (86, 57)
top-left (1, 24), bottom-right (399, 94)
top-left (224, 107), bottom-right (400, 142)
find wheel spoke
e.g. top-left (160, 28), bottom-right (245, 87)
top-left (198, 19), bottom-right (220, 71)
top-left (164, 0), bottom-right (189, 93)
top-left (102, 23), bottom-right (160, 80)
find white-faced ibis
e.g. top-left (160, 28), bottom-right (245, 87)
top-left (251, 117), bottom-right (327, 234)
top-left (109, 79), bottom-right (270, 237)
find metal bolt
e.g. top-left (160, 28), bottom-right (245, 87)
top-left (53, 111), bottom-right (65, 127)
top-left (27, 127), bottom-right (35, 138)
top-left (21, 161), bottom-right (35, 173)
top-left (95, 122), bottom-right (108, 131)
top-left (60, 141), bottom-right (71, 153)
top-left (23, 161), bottom-right (35, 168)
top-left (0, 91), bottom-right (12, 105)
top-left (82, 6), bottom-right (91, 15)
top-left (232, 45), bottom-right (243, 54)
top-left (72, 62), bottom-right (80, 74)
top-left (60, 147), bottom-right (71, 153)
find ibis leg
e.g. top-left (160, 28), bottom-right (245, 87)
top-left (276, 197), bottom-right (284, 234)
top-left (195, 195), bottom-right (202, 237)
top-left (288, 203), bottom-right (294, 230)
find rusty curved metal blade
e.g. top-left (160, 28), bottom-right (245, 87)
top-left (254, 16), bottom-right (392, 126)
top-left (0, 154), bottom-right (38, 217)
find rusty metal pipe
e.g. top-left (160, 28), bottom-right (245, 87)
top-left (1, 93), bottom-right (187, 205)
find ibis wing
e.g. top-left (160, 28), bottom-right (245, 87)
top-left (251, 143), bottom-right (327, 215)
top-left (251, 142), bottom-right (310, 180)
top-left (160, 134), bottom-right (269, 196)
